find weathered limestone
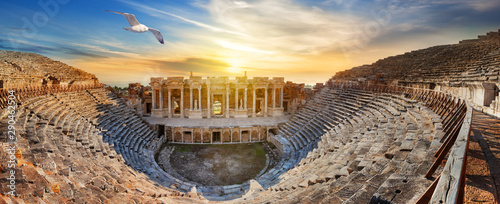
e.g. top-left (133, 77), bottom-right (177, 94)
top-left (3, 29), bottom-right (498, 203)
top-left (0, 50), bottom-right (98, 88)
top-left (148, 75), bottom-right (297, 119)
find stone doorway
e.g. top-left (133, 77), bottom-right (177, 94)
top-left (146, 103), bottom-right (152, 114)
top-left (256, 100), bottom-right (263, 115)
top-left (212, 131), bottom-right (221, 143)
top-left (158, 125), bottom-right (165, 138)
top-left (173, 98), bottom-right (181, 115)
top-left (241, 130), bottom-right (250, 142)
top-left (213, 94), bottom-right (223, 116)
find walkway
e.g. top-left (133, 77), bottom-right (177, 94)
top-left (144, 115), bottom-right (290, 127)
top-left (465, 110), bottom-right (500, 203)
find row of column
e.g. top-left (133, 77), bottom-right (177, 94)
top-left (235, 87), bottom-right (248, 110)
top-left (153, 86), bottom-right (283, 117)
top-left (189, 88), bottom-right (202, 110)
top-left (251, 87), bottom-right (284, 117)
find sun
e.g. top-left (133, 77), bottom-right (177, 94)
top-left (227, 67), bottom-right (243, 73)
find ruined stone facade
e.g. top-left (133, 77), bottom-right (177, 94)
top-left (134, 75), bottom-right (309, 144)
top-left (124, 83), bottom-right (151, 114)
top-left (167, 125), bottom-right (273, 144)
top-left (148, 75), bottom-right (307, 118)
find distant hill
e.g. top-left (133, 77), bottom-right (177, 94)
top-left (0, 50), bottom-right (98, 88)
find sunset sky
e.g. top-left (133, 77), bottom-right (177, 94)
top-left (1, 0), bottom-right (499, 86)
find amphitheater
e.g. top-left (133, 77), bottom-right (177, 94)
top-left (1, 30), bottom-right (500, 203)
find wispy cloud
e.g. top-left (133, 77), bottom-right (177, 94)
top-left (216, 40), bottom-right (275, 54)
top-left (0, 38), bottom-right (107, 58)
top-left (66, 42), bottom-right (141, 58)
top-left (117, 0), bottom-right (249, 36)
top-left (204, 0), bottom-right (362, 54)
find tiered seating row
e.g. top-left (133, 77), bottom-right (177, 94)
top-left (235, 86), bottom-right (444, 203)
top-left (0, 88), bottom-right (203, 203)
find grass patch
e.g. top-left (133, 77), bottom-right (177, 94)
top-left (253, 143), bottom-right (266, 157)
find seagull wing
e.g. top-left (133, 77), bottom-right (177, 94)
top-left (105, 10), bottom-right (140, 26)
top-left (148, 28), bottom-right (164, 44)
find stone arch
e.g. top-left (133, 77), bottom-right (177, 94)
top-left (251, 130), bottom-right (259, 141)
top-left (194, 131), bottom-right (202, 143)
top-left (232, 131), bottom-right (239, 142)
top-left (223, 131), bottom-right (230, 142)
top-left (203, 131), bottom-right (211, 143)
top-left (174, 131), bottom-right (182, 142)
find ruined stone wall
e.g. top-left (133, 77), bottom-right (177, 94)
top-left (0, 50), bottom-right (98, 88)
top-left (168, 125), bottom-right (271, 144)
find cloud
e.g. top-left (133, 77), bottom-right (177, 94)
top-left (66, 42), bottom-right (141, 58)
top-left (204, 0), bottom-right (363, 54)
top-left (0, 42), bottom-right (56, 54)
top-left (152, 57), bottom-right (230, 74)
top-left (184, 57), bottom-right (230, 67)
top-left (0, 26), bottom-right (29, 32)
top-left (0, 38), bottom-right (108, 59)
top-left (118, 0), bottom-right (249, 36)
top-left (216, 40), bottom-right (275, 54)
top-left (58, 47), bottom-right (109, 59)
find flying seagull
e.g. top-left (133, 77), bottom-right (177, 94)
top-left (105, 10), bottom-right (164, 44)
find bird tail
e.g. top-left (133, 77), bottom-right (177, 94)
top-left (123, 27), bottom-right (130, 31)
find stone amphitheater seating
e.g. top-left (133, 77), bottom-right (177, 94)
top-left (402, 42), bottom-right (499, 82)
top-left (0, 88), bottom-right (204, 203)
top-left (332, 35), bottom-right (500, 83)
top-left (235, 86), bottom-right (444, 203)
top-left (0, 84), bottom-right (465, 203)
top-left (451, 49), bottom-right (500, 83)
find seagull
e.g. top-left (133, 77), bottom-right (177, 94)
top-left (105, 10), bottom-right (164, 44)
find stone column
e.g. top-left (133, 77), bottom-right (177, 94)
top-left (207, 84), bottom-right (211, 118)
top-left (198, 88), bottom-right (202, 110)
top-left (235, 88), bottom-right (239, 110)
top-left (190, 88), bottom-right (193, 110)
top-left (252, 88), bottom-right (256, 117)
top-left (244, 88), bottom-right (248, 110)
top-left (159, 86), bottom-right (164, 110)
top-left (272, 87), bottom-right (276, 109)
top-left (264, 87), bottom-right (268, 117)
top-left (226, 85), bottom-right (230, 118)
top-left (152, 88), bottom-right (157, 109)
top-left (168, 89), bottom-right (172, 118)
top-left (180, 88), bottom-right (184, 118)
top-left (280, 87), bottom-right (283, 108)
